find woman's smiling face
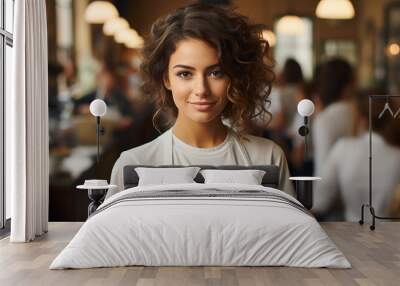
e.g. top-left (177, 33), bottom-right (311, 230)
top-left (163, 38), bottom-right (230, 124)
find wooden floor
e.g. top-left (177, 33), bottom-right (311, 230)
top-left (0, 222), bottom-right (399, 286)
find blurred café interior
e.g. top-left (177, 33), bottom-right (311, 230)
top-left (47, 0), bottom-right (400, 221)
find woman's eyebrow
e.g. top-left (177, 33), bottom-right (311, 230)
top-left (173, 64), bottom-right (220, 70)
top-left (173, 65), bottom-right (195, 70)
top-left (206, 64), bottom-right (221, 70)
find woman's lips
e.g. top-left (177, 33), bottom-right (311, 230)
top-left (189, 101), bottom-right (217, 111)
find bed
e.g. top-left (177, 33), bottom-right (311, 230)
top-left (50, 165), bottom-right (350, 269)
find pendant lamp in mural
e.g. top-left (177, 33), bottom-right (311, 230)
top-left (103, 17), bottom-right (129, 36)
top-left (316, 0), bottom-right (355, 19)
top-left (276, 15), bottom-right (305, 35)
top-left (85, 1), bottom-right (118, 24)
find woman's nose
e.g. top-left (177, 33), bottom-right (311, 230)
top-left (193, 76), bottom-right (209, 97)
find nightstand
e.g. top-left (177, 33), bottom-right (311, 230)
top-left (77, 180), bottom-right (116, 216)
top-left (289, 176), bottom-right (321, 210)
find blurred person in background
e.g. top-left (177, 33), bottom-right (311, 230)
top-left (73, 59), bottom-right (158, 192)
top-left (64, 62), bottom-right (137, 183)
top-left (312, 58), bottom-right (355, 177)
top-left (313, 90), bottom-right (400, 222)
top-left (73, 63), bottom-right (134, 130)
top-left (269, 58), bottom-right (304, 133)
top-left (258, 58), bottom-right (304, 157)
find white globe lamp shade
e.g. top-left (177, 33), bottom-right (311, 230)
top-left (85, 1), bottom-right (119, 24)
top-left (316, 0), bottom-right (355, 20)
top-left (262, 30), bottom-right (276, 47)
top-left (297, 99), bottom-right (315, 117)
top-left (90, 99), bottom-right (107, 117)
top-left (276, 15), bottom-right (305, 35)
top-left (103, 17), bottom-right (129, 36)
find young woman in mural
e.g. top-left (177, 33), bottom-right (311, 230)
top-left (108, 3), bottom-right (294, 198)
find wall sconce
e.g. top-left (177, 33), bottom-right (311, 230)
top-left (297, 99), bottom-right (315, 158)
top-left (89, 99), bottom-right (107, 164)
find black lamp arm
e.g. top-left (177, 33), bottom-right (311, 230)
top-left (95, 117), bottom-right (106, 164)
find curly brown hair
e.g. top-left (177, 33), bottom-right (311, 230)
top-left (140, 3), bottom-right (274, 134)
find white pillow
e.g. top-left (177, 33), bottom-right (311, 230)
top-left (200, 169), bottom-right (266, 185)
top-left (135, 167), bottom-right (201, 186)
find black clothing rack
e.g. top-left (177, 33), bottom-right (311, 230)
top-left (359, 95), bottom-right (400, 230)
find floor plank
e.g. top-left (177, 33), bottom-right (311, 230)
top-left (0, 222), bottom-right (399, 286)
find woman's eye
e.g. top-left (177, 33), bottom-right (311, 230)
top-left (209, 70), bottom-right (224, 78)
top-left (177, 71), bottom-right (192, 78)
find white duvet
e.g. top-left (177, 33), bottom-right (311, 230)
top-left (50, 183), bottom-right (351, 269)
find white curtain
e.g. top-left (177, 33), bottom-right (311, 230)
top-left (7, 0), bottom-right (49, 242)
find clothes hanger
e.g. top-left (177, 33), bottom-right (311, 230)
top-left (378, 96), bottom-right (394, 119)
top-left (394, 106), bottom-right (400, 119)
